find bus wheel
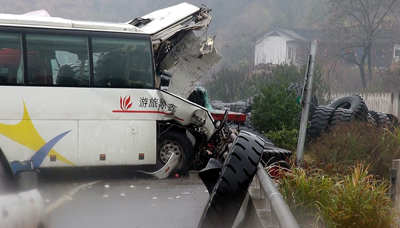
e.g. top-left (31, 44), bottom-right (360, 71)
top-left (158, 131), bottom-right (193, 176)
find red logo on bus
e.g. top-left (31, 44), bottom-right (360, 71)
top-left (120, 96), bottom-right (132, 111)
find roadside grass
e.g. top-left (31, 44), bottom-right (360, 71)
top-left (276, 164), bottom-right (396, 228)
top-left (306, 121), bottom-right (400, 179)
top-left (272, 121), bottom-right (400, 227)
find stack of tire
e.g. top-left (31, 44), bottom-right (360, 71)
top-left (307, 94), bottom-right (400, 141)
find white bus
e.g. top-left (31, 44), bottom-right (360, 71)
top-left (0, 5), bottom-right (234, 178)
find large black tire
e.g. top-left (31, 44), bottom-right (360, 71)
top-left (241, 126), bottom-right (274, 145)
top-left (187, 89), bottom-right (206, 107)
top-left (387, 113), bottom-right (400, 129)
top-left (261, 146), bottom-right (292, 168)
top-left (367, 111), bottom-right (379, 127)
top-left (287, 82), bottom-right (304, 96)
top-left (328, 94), bottom-right (368, 121)
top-left (307, 105), bottom-right (335, 140)
top-left (198, 131), bottom-right (263, 228)
top-left (330, 108), bottom-right (354, 129)
top-left (158, 131), bottom-right (194, 176)
top-left (376, 112), bottom-right (392, 128)
top-left (370, 112), bottom-right (399, 130)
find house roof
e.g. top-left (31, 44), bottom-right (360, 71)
top-left (276, 27), bottom-right (307, 41)
top-left (254, 26), bottom-right (321, 43)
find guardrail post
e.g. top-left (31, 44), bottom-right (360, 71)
top-left (391, 159), bottom-right (400, 226)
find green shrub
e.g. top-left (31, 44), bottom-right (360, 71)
top-left (277, 164), bottom-right (395, 228)
top-left (251, 83), bottom-right (301, 133)
top-left (266, 126), bottom-right (299, 151)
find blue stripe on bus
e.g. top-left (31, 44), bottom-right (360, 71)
top-left (30, 130), bottom-right (71, 167)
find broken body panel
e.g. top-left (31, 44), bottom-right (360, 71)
top-left (130, 3), bottom-right (221, 99)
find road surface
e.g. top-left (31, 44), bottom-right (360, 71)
top-left (37, 169), bottom-right (209, 228)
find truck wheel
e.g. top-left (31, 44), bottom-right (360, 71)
top-left (387, 113), bottom-right (400, 129)
top-left (158, 131), bottom-right (193, 176)
top-left (187, 89), bottom-right (206, 107)
top-left (330, 108), bottom-right (354, 129)
top-left (307, 105), bottom-right (335, 140)
top-left (198, 131), bottom-right (263, 228)
top-left (328, 94), bottom-right (368, 121)
top-left (287, 82), bottom-right (303, 96)
top-left (261, 147), bottom-right (292, 168)
top-left (367, 111), bottom-right (379, 127)
top-left (371, 112), bottom-right (397, 130)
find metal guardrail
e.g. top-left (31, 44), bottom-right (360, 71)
top-left (237, 165), bottom-right (300, 228)
top-left (255, 164), bottom-right (300, 228)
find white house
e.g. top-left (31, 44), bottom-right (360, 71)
top-left (254, 27), bottom-right (318, 66)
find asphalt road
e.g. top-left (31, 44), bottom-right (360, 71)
top-left (37, 170), bottom-right (209, 228)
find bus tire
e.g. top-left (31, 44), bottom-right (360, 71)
top-left (198, 131), bottom-right (263, 228)
top-left (158, 131), bottom-right (193, 176)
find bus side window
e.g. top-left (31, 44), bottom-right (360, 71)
top-left (0, 33), bottom-right (24, 85)
top-left (126, 48), bottom-right (152, 87)
top-left (26, 34), bottom-right (89, 86)
top-left (29, 51), bottom-right (53, 85)
top-left (92, 37), bottom-right (154, 88)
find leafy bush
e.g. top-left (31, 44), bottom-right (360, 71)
top-left (277, 164), bottom-right (395, 228)
top-left (306, 121), bottom-right (400, 179)
top-left (249, 65), bottom-right (303, 149)
top-left (266, 126), bottom-right (299, 151)
top-left (251, 83), bottom-right (301, 133)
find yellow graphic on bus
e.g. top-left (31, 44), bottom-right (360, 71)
top-left (0, 102), bottom-right (75, 166)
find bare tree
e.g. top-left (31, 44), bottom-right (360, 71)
top-left (322, 0), bottom-right (400, 89)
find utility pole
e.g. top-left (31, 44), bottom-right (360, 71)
top-left (296, 40), bottom-right (318, 166)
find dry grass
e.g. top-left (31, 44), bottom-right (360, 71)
top-left (305, 121), bottom-right (400, 179)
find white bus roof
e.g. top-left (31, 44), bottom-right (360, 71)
top-left (127, 2), bottom-right (200, 35)
top-left (0, 13), bottom-right (144, 33)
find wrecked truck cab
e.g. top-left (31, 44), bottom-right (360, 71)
top-left (128, 2), bottom-right (221, 99)
top-left (130, 3), bottom-right (246, 125)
